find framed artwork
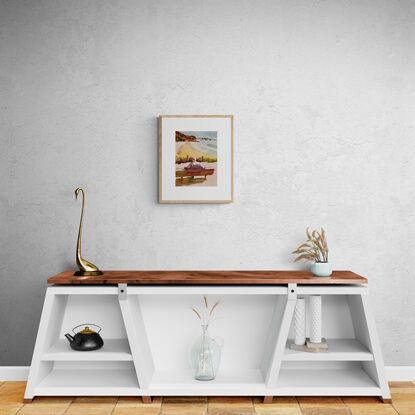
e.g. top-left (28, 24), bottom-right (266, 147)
top-left (159, 115), bottom-right (233, 203)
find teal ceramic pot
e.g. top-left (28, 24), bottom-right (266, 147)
top-left (311, 262), bottom-right (332, 277)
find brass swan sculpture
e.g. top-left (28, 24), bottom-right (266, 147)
top-left (74, 187), bottom-right (103, 276)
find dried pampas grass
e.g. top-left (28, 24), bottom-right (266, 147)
top-left (191, 296), bottom-right (220, 325)
top-left (292, 227), bottom-right (329, 263)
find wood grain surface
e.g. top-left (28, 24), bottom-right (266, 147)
top-left (47, 270), bottom-right (367, 285)
top-left (4, 381), bottom-right (412, 413)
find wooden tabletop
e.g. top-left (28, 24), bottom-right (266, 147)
top-left (47, 270), bottom-right (367, 285)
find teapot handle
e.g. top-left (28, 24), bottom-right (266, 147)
top-left (72, 323), bottom-right (102, 333)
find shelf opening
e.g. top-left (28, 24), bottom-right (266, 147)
top-left (283, 338), bottom-right (373, 361)
top-left (276, 361), bottom-right (381, 396)
top-left (34, 361), bottom-right (139, 396)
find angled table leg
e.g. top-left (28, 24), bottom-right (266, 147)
top-left (261, 284), bottom-right (297, 393)
top-left (348, 292), bottom-right (391, 402)
top-left (142, 396), bottom-right (153, 404)
top-left (118, 284), bottom-right (155, 391)
top-left (24, 289), bottom-right (68, 402)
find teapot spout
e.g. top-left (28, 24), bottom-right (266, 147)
top-left (65, 333), bottom-right (74, 343)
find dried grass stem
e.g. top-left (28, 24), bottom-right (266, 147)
top-left (292, 227), bottom-right (329, 263)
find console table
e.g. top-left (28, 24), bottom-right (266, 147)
top-left (24, 271), bottom-right (391, 404)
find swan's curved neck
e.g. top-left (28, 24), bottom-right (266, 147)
top-left (76, 188), bottom-right (85, 266)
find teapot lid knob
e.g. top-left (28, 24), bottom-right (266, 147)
top-left (72, 323), bottom-right (102, 334)
top-left (79, 326), bottom-right (95, 334)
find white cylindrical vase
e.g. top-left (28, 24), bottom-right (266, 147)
top-left (294, 297), bottom-right (306, 345)
top-left (310, 295), bottom-right (322, 343)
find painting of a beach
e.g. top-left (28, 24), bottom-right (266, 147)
top-left (175, 131), bottom-right (217, 186)
top-left (159, 115), bottom-right (232, 203)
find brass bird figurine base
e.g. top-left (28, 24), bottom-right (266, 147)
top-left (74, 270), bottom-right (103, 276)
top-left (74, 187), bottom-right (103, 277)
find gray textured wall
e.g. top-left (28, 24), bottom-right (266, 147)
top-left (0, 0), bottom-right (414, 366)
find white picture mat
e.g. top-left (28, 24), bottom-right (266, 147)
top-left (160, 116), bottom-right (232, 202)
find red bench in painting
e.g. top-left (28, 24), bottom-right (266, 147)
top-left (176, 168), bottom-right (214, 183)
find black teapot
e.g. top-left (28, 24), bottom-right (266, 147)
top-left (65, 324), bottom-right (104, 351)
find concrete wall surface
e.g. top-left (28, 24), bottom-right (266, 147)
top-left (0, 0), bottom-right (414, 365)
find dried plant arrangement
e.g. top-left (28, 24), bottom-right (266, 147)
top-left (192, 296), bottom-right (220, 326)
top-left (292, 228), bottom-right (329, 263)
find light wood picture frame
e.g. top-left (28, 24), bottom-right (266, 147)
top-left (159, 115), bottom-right (233, 203)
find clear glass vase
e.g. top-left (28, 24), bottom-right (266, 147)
top-left (189, 324), bottom-right (222, 381)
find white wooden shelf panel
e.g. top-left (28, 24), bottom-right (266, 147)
top-left (147, 369), bottom-right (265, 395)
top-left (48, 286), bottom-right (119, 295)
top-left (34, 368), bottom-right (139, 396)
top-left (276, 367), bottom-right (381, 396)
top-left (42, 339), bottom-right (132, 361)
top-left (25, 277), bottom-right (391, 402)
top-left (126, 286), bottom-right (288, 295)
top-left (297, 286), bottom-right (368, 295)
top-left (283, 339), bottom-right (373, 361)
